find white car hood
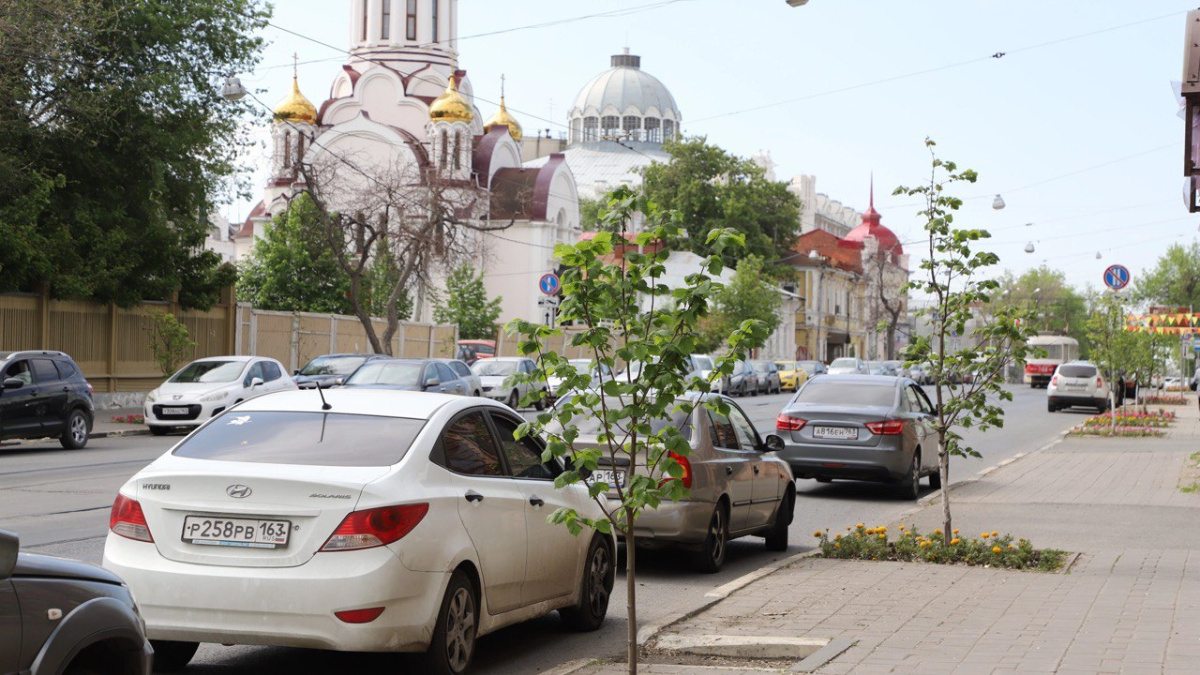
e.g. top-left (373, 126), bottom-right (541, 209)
top-left (156, 381), bottom-right (240, 397)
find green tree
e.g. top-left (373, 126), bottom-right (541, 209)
top-left (0, 0), bottom-right (268, 309)
top-left (641, 136), bottom-right (801, 269)
top-left (237, 195), bottom-right (353, 314)
top-left (432, 265), bottom-right (502, 340)
top-left (897, 139), bottom-right (1037, 536)
top-left (701, 255), bottom-right (781, 352)
top-left (1084, 293), bottom-right (1135, 425)
top-left (507, 187), bottom-right (771, 675)
top-left (1135, 241), bottom-right (1200, 310)
top-left (143, 312), bottom-right (198, 378)
top-left (579, 196), bottom-right (604, 231)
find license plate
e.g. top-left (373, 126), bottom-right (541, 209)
top-left (162, 407), bottom-right (189, 415)
top-left (592, 469), bottom-right (626, 489)
top-left (813, 426), bottom-right (859, 440)
top-left (182, 515), bottom-right (291, 549)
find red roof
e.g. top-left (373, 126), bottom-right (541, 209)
top-left (842, 181), bottom-right (902, 255)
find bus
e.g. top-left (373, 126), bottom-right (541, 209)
top-left (1023, 334), bottom-right (1079, 388)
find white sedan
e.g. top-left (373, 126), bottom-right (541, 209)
top-left (143, 356), bottom-right (296, 435)
top-left (105, 389), bottom-right (614, 674)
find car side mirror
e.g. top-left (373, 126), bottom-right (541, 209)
top-left (0, 529), bottom-right (18, 580)
top-left (424, 377), bottom-right (441, 390)
top-left (1, 377), bottom-right (23, 391)
top-left (763, 434), bottom-right (785, 453)
top-left (249, 377), bottom-right (264, 388)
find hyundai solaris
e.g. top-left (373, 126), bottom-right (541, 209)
top-left (103, 389), bottom-right (614, 675)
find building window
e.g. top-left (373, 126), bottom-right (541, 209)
top-left (439, 130), bottom-right (448, 168)
top-left (600, 115), bottom-right (619, 138)
top-left (569, 118), bottom-right (582, 143)
top-left (583, 117), bottom-right (598, 142)
top-left (663, 119), bottom-right (676, 141)
top-left (453, 131), bottom-right (463, 171)
top-left (432, 0), bottom-right (439, 43)
top-left (361, 0), bottom-right (368, 40)
top-left (381, 0), bottom-right (391, 39)
top-left (622, 115), bottom-right (640, 140)
top-left (406, 0), bottom-right (417, 40)
top-left (644, 117), bottom-right (661, 143)
top-left (283, 131), bottom-right (291, 169)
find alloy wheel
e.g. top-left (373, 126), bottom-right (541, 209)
top-left (586, 544), bottom-right (611, 616)
top-left (70, 415), bottom-right (87, 445)
top-left (444, 586), bottom-right (476, 673)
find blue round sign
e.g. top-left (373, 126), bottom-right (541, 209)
top-left (1103, 264), bottom-right (1130, 291)
top-left (539, 273), bottom-right (561, 296)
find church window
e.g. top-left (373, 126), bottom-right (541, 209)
top-left (600, 115), bottom-right (619, 138)
top-left (453, 131), bottom-right (462, 171)
top-left (432, 0), bottom-right (439, 43)
top-left (644, 117), bottom-right (661, 143)
top-left (283, 131), bottom-right (292, 169)
top-left (361, 0), bottom-right (368, 41)
top-left (569, 118), bottom-right (582, 144)
top-left (663, 119), bottom-right (676, 141)
top-left (439, 130), bottom-right (448, 168)
top-left (406, 0), bottom-right (417, 40)
top-left (381, 0), bottom-right (391, 39)
top-left (583, 117), bottom-right (598, 142)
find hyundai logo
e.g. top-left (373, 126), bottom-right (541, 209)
top-left (226, 485), bottom-right (253, 499)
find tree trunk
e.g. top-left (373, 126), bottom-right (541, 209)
top-left (625, 508), bottom-right (638, 675)
top-left (939, 434), bottom-right (951, 536)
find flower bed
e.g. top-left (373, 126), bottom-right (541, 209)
top-left (1081, 410), bottom-right (1175, 428)
top-left (1068, 425), bottom-right (1166, 437)
top-left (815, 525), bottom-right (1066, 571)
top-left (110, 414), bottom-right (145, 425)
top-left (1139, 395), bottom-right (1187, 406)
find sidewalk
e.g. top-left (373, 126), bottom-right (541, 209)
top-left (581, 398), bottom-right (1200, 675)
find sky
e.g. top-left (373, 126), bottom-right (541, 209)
top-left (229, 0), bottom-right (1197, 294)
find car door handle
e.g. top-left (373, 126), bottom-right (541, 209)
top-left (725, 467), bottom-right (734, 476)
top-left (529, 496), bottom-right (545, 507)
top-left (464, 491), bottom-right (484, 503)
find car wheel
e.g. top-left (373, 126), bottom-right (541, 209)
top-left (690, 503), bottom-right (729, 573)
top-left (473, 390), bottom-right (481, 397)
top-left (424, 571), bottom-right (478, 675)
top-left (764, 490), bottom-right (793, 552)
top-left (928, 466), bottom-right (942, 489)
top-left (59, 409), bottom-right (89, 449)
top-left (1047, 402), bottom-right (1056, 413)
top-left (900, 453), bottom-right (921, 500)
top-left (560, 535), bottom-right (614, 631)
top-left (150, 640), bottom-right (199, 672)
top-left (149, 425), bottom-right (170, 436)
top-left (507, 390), bottom-right (520, 409)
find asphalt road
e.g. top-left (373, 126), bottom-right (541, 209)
top-left (0, 383), bottom-right (1082, 673)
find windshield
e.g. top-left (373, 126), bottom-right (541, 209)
top-left (775, 361), bottom-right (796, 371)
top-left (550, 404), bottom-right (692, 441)
top-left (473, 360), bottom-right (518, 376)
top-left (830, 358), bottom-right (858, 369)
top-left (345, 362), bottom-right (423, 386)
top-left (751, 361), bottom-right (772, 373)
top-left (693, 356), bottom-right (715, 371)
top-left (1057, 364), bottom-right (1097, 378)
top-left (798, 362), bottom-right (819, 375)
top-left (300, 355), bottom-right (367, 376)
top-left (173, 412), bottom-right (425, 466)
top-left (170, 361), bottom-right (244, 384)
top-left (459, 343), bottom-right (495, 358)
top-left (794, 381), bottom-right (897, 407)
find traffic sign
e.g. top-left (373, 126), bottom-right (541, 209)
top-left (1103, 264), bottom-right (1131, 291)
top-left (538, 273), bottom-right (561, 296)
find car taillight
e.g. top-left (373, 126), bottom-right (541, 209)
top-left (866, 419), bottom-right (905, 435)
top-left (109, 494), bottom-right (154, 542)
top-left (777, 414), bottom-right (807, 431)
top-left (320, 503), bottom-right (429, 552)
top-left (335, 607), bottom-right (385, 623)
top-left (1096, 377), bottom-right (1103, 388)
top-left (1050, 375), bottom-right (1059, 387)
top-left (662, 451), bottom-right (693, 489)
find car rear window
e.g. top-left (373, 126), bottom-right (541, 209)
top-left (1057, 364), bottom-right (1097, 378)
top-left (549, 406), bottom-right (693, 441)
top-left (794, 381), bottom-right (897, 407)
top-left (172, 412), bottom-right (425, 466)
top-left (830, 358), bottom-right (858, 368)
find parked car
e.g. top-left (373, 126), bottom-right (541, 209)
top-left (435, 358), bottom-right (483, 397)
top-left (750, 360), bottom-right (782, 395)
top-left (827, 357), bottom-right (868, 376)
top-left (690, 354), bottom-right (729, 393)
top-left (345, 358), bottom-right (475, 396)
top-left (2, 529), bottom-right (152, 674)
top-left (143, 356), bottom-right (296, 436)
top-left (0, 350), bottom-right (94, 449)
top-left (293, 353), bottom-right (386, 389)
top-left (726, 360), bottom-right (759, 396)
top-left (775, 375), bottom-right (940, 499)
top-left (471, 357), bottom-right (548, 410)
top-left (797, 360), bottom-right (827, 379)
top-left (551, 393), bottom-right (794, 573)
top-left (547, 359), bottom-right (612, 401)
top-left (1163, 377), bottom-right (1185, 392)
top-left (774, 361), bottom-right (810, 392)
top-left (882, 360), bottom-right (904, 377)
top-left (455, 339), bottom-right (496, 365)
top-left (104, 390), bottom-right (614, 675)
top-left (1047, 361), bottom-right (1110, 413)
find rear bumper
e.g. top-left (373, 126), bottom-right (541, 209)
top-left (605, 497), bottom-right (712, 545)
top-left (1049, 394), bottom-right (1106, 408)
top-left (103, 534), bottom-right (446, 652)
top-left (778, 443), bottom-right (910, 482)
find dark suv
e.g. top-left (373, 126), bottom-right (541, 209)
top-left (1, 529), bottom-right (151, 674)
top-left (0, 350), bottom-right (95, 449)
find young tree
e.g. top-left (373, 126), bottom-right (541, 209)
top-left (507, 188), bottom-right (767, 675)
top-left (863, 249), bottom-right (907, 360)
top-left (432, 265), bottom-right (502, 340)
top-left (896, 139), bottom-right (1037, 535)
top-left (143, 312), bottom-right (197, 378)
top-left (1135, 241), bottom-right (1200, 309)
top-left (701, 255), bottom-right (781, 353)
top-left (1085, 293), bottom-right (1136, 429)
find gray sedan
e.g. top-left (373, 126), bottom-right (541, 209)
top-left (775, 375), bottom-right (940, 499)
top-left (343, 358), bottom-right (474, 395)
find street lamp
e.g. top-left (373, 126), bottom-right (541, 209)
top-left (992, 194), bottom-right (1006, 210)
top-left (221, 74), bottom-right (246, 101)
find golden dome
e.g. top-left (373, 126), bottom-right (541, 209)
top-left (273, 75), bottom-right (318, 125)
top-left (485, 96), bottom-right (523, 142)
top-left (429, 74), bottom-right (474, 124)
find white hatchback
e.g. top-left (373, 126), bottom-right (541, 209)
top-left (105, 389), bottom-right (614, 674)
top-left (143, 356), bottom-right (296, 435)
top-left (1047, 361), bottom-right (1110, 413)
top-left (470, 357), bottom-right (548, 410)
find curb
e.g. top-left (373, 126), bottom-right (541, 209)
top-left (90, 428), bottom-right (151, 439)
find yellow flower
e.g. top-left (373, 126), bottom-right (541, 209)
top-left (846, 526), bottom-right (852, 531)
top-left (878, 526), bottom-right (887, 533)
top-left (953, 529), bottom-right (959, 535)
top-left (950, 538), bottom-right (961, 545)
top-left (813, 531), bottom-right (823, 537)
top-left (865, 528), bottom-right (875, 535)
top-left (981, 533), bottom-right (989, 539)
top-left (992, 546), bottom-right (1002, 554)
top-left (919, 541), bottom-right (930, 548)
top-left (934, 529), bottom-right (942, 535)
top-left (834, 543), bottom-right (841, 548)
top-left (899, 526), bottom-right (906, 531)
top-left (1009, 545), bottom-right (1016, 550)
top-left (878, 534), bottom-right (886, 540)
top-left (856, 523), bottom-right (864, 529)
top-left (835, 533), bottom-right (842, 540)
top-left (991, 531), bottom-right (999, 537)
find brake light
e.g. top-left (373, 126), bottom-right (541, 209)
top-left (335, 607), bottom-right (385, 623)
top-left (1050, 375), bottom-right (1059, 388)
top-left (866, 419), bottom-right (905, 435)
top-left (320, 503), bottom-right (429, 552)
top-left (776, 414), bottom-right (807, 431)
top-left (1096, 377), bottom-right (1103, 388)
top-left (109, 494), bottom-right (154, 542)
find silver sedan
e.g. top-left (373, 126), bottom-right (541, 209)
top-left (775, 375), bottom-right (940, 499)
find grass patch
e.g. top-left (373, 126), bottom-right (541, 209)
top-left (815, 524), bottom-right (1067, 572)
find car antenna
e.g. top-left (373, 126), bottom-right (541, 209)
top-left (315, 384), bottom-right (332, 411)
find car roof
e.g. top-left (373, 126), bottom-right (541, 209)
top-left (232, 388), bottom-right (504, 420)
top-left (807, 374), bottom-right (904, 385)
top-left (0, 350), bottom-right (72, 360)
top-left (483, 356), bottom-right (528, 362)
top-left (190, 355), bottom-right (258, 363)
